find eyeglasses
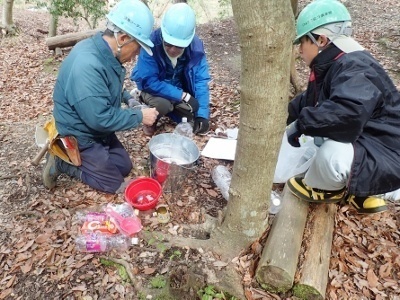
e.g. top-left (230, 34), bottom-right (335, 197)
top-left (163, 41), bottom-right (185, 50)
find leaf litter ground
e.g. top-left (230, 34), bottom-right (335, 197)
top-left (0, 0), bottom-right (400, 299)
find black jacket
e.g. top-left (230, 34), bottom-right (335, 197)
top-left (288, 46), bottom-right (400, 197)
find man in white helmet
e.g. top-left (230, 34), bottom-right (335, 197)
top-left (42, 0), bottom-right (159, 193)
top-left (285, 0), bottom-right (400, 214)
top-left (131, 3), bottom-right (211, 136)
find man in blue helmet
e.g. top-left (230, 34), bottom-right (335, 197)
top-left (285, 0), bottom-right (400, 214)
top-left (42, 0), bottom-right (159, 193)
top-left (131, 3), bottom-right (211, 136)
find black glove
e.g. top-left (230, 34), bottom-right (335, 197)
top-left (286, 120), bottom-right (301, 147)
top-left (186, 96), bottom-right (199, 113)
top-left (182, 92), bottom-right (199, 113)
top-left (194, 117), bottom-right (210, 135)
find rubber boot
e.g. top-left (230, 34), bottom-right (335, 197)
top-left (56, 158), bottom-right (82, 180)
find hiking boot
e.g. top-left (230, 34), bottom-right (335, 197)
top-left (143, 123), bottom-right (157, 137)
top-left (347, 195), bottom-right (387, 214)
top-left (42, 153), bottom-right (61, 189)
top-left (287, 176), bottom-right (346, 203)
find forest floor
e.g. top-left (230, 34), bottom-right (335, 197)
top-left (1, 0), bottom-right (400, 299)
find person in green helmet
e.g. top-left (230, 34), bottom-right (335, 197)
top-left (42, 0), bottom-right (159, 193)
top-left (284, 0), bottom-right (400, 214)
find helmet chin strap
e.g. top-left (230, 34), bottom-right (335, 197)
top-left (309, 22), bottom-right (350, 53)
top-left (113, 31), bottom-right (135, 63)
top-left (307, 32), bottom-right (330, 53)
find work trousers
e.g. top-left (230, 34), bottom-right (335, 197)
top-left (304, 139), bottom-right (400, 200)
top-left (79, 133), bottom-right (132, 193)
top-left (141, 92), bottom-right (194, 122)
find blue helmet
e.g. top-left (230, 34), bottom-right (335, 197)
top-left (107, 0), bottom-right (154, 55)
top-left (161, 3), bottom-right (196, 48)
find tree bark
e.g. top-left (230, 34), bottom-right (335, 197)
top-left (216, 0), bottom-right (294, 256)
top-left (49, 14), bottom-right (58, 37)
top-left (293, 204), bottom-right (337, 300)
top-left (255, 186), bottom-right (309, 292)
top-left (45, 29), bottom-right (100, 50)
top-left (289, 0), bottom-right (303, 95)
top-left (1, 0), bottom-right (16, 35)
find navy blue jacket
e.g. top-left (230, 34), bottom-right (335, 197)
top-left (131, 28), bottom-right (211, 120)
top-left (288, 46), bottom-right (400, 196)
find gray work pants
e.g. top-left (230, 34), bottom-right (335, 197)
top-left (304, 139), bottom-right (400, 200)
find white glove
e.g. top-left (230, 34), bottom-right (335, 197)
top-left (128, 98), bottom-right (141, 108)
top-left (130, 88), bottom-right (141, 101)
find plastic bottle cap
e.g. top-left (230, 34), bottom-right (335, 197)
top-left (182, 117), bottom-right (187, 123)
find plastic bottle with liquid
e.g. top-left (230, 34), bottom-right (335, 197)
top-left (75, 233), bottom-right (133, 253)
top-left (211, 165), bottom-right (232, 201)
top-left (173, 117), bottom-right (193, 139)
top-left (269, 190), bottom-right (283, 214)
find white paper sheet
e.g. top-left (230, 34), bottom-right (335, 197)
top-left (201, 137), bottom-right (237, 160)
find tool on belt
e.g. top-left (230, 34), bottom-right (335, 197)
top-left (32, 117), bottom-right (81, 166)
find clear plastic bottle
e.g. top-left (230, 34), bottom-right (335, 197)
top-left (75, 233), bottom-right (132, 253)
top-left (269, 190), bottom-right (283, 214)
top-left (107, 203), bottom-right (134, 218)
top-left (173, 117), bottom-right (193, 139)
top-left (73, 211), bottom-right (108, 223)
top-left (211, 165), bottom-right (232, 201)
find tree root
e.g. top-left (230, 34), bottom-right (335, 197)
top-left (11, 210), bottom-right (42, 219)
top-left (100, 256), bottom-right (139, 289)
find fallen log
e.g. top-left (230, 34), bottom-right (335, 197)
top-left (255, 185), bottom-right (309, 293)
top-left (293, 204), bottom-right (337, 300)
top-left (45, 29), bottom-right (100, 50)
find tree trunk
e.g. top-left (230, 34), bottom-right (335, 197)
top-left (49, 14), bottom-right (58, 37)
top-left (1, 0), bottom-right (16, 35)
top-left (289, 0), bottom-right (303, 95)
top-left (291, 0), bottom-right (298, 16)
top-left (214, 0), bottom-right (294, 256)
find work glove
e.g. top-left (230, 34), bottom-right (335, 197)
top-left (182, 92), bottom-right (199, 113)
top-left (130, 88), bottom-right (141, 100)
top-left (128, 98), bottom-right (141, 108)
top-left (286, 120), bottom-right (301, 147)
top-left (194, 117), bottom-right (210, 135)
top-left (127, 88), bottom-right (142, 107)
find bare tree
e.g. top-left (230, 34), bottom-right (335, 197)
top-left (221, 0), bottom-right (294, 254)
top-left (161, 0), bottom-right (295, 297)
top-left (1, 0), bottom-right (17, 36)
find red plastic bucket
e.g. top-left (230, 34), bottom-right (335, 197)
top-left (125, 177), bottom-right (162, 211)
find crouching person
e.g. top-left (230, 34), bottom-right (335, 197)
top-left (42, 0), bottom-right (158, 193)
top-left (285, 0), bottom-right (400, 214)
top-left (131, 3), bottom-right (211, 137)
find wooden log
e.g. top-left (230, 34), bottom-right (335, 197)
top-left (255, 185), bottom-right (309, 293)
top-left (45, 29), bottom-right (100, 50)
top-left (293, 204), bottom-right (337, 300)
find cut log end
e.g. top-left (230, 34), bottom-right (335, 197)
top-left (256, 265), bottom-right (293, 293)
top-left (293, 284), bottom-right (324, 300)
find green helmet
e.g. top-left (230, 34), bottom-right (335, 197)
top-left (294, 0), bottom-right (351, 44)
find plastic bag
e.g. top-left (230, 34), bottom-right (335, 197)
top-left (273, 132), bottom-right (318, 183)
